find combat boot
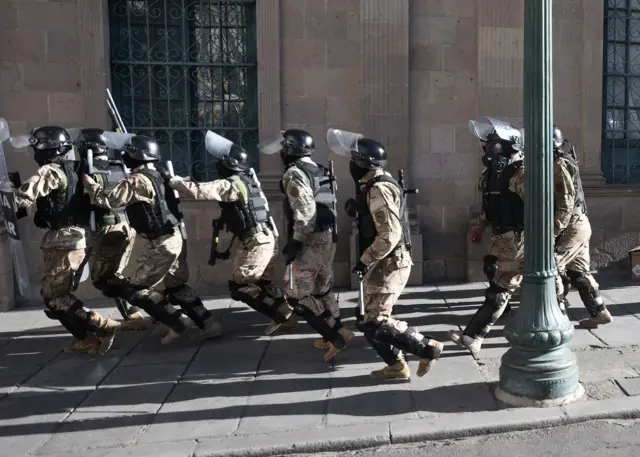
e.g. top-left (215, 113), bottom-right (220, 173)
top-left (313, 338), bottom-right (331, 350)
top-left (97, 318), bottom-right (121, 355)
top-left (417, 339), bottom-right (444, 377)
top-left (64, 334), bottom-right (100, 354)
top-left (199, 316), bottom-right (223, 339)
top-left (119, 311), bottom-right (151, 331)
top-left (579, 309), bottom-right (613, 329)
top-left (448, 330), bottom-right (482, 357)
top-left (370, 359), bottom-right (411, 381)
top-left (324, 327), bottom-right (355, 362)
top-left (161, 315), bottom-right (193, 345)
top-left (264, 315), bottom-right (297, 336)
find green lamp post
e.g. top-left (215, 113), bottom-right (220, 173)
top-left (494, 0), bottom-right (584, 406)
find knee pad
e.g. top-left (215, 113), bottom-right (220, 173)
top-left (373, 326), bottom-right (442, 360)
top-left (566, 271), bottom-right (591, 292)
top-left (100, 275), bottom-right (132, 299)
top-left (482, 255), bottom-right (499, 281)
top-left (228, 281), bottom-right (250, 303)
top-left (485, 283), bottom-right (509, 310)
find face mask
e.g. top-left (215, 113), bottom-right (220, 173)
top-left (349, 160), bottom-right (368, 182)
top-left (481, 142), bottom-right (507, 172)
top-left (33, 148), bottom-right (57, 167)
top-left (216, 160), bottom-right (235, 178)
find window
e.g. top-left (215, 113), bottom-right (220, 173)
top-left (108, 0), bottom-right (258, 181)
top-left (603, 0), bottom-right (640, 183)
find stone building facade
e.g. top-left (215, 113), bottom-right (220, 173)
top-left (0, 0), bottom-right (637, 309)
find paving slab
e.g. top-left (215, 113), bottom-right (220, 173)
top-left (33, 440), bottom-right (197, 457)
top-left (562, 394), bottom-right (640, 420)
top-left (575, 348), bottom-right (640, 382)
top-left (615, 377), bottom-right (640, 396)
top-left (194, 422), bottom-right (390, 457)
top-left (581, 379), bottom-right (627, 400)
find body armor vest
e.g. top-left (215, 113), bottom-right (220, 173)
top-left (356, 175), bottom-right (411, 255)
top-left (555, 154), bottom-right (588, 217)
top-left (482, 160), bottom-right (524, 234)
top-left (125, 169), bottom-right (180, 239)
top-left (34, 161), bottom-right (91, 230)
top-left (281, 161), bottom-right (337, 237)
top-left (219, 173), bottom-right (270, 240)
top-left (90, 158), bottom-right (128, 227)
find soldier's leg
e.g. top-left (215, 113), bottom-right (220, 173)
top-left (362, 259), bottom-right (442, 380)
top-left (262, 238), bottom-right (297, 335)
top-left (286, 242), bottom-right (351, 362)
top-left (90, 224), bottom-right (145, 326)
top-left (311, 240), bottom-right (341, 350)
top-left (41, 248), bottom-right (120, 355)
top-left (124, 235), bottom-right (188, 341)
top-left (450, 233), bottom-right (523, 356)
top-left (163, 239), bottom-right (222, 340)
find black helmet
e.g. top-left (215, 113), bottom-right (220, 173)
top-left (553, 125), bottom-right (564, 149)
top-left (123, 135), bottom-right (160, 162)
top-left (353, 137), bottom-right (387, 170)
top-left (218, 144), bottom-right (250, 173)
top-left (30, 126), bottom-right (72, 154)
top-left (281, 129), bottom-right (315, 158)
top-left (78, 128), bottom-right (108, 156)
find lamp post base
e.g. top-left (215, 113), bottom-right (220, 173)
top-left (495, 383), bottom-right (584, 407)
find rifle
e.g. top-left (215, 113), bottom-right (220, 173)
top-left (327, 161), bottom-right (338, 242)
top-left (397, 169), bottom-right (418, 197)
top-left (209, 218), bottom-right (235, 266)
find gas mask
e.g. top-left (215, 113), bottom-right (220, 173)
top-left (482, 141), bottom-right (508, 173)
top-left (215, 160), bottom-right (235, 178)
top-left (349, 160), bottom-right (369, 183)
top-left (32, 148), bottom-right (59, 167)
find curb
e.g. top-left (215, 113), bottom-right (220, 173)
top-left (36, 395), bottom-right (640, 457)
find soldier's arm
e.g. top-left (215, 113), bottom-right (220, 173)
top-left (83, 173), bottom-right (152, 209)
top-left (14, 164), bottom-right (66, 209)
top-left (284, 169), bottom-right (316, 243)
top-left (361, 183), bottom-right (403, 265)
top-left (509, 167), bottom-right (525, 200)
top-left (169, 177), bottom-right (240, 202)
top-left (553, 161), bottom-right (576, 236)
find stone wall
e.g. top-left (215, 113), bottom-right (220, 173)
top-left (1, 0), bottom-right (639, 310)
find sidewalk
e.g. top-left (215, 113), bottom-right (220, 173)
top-left (2, 277), bottom-right (640, 457)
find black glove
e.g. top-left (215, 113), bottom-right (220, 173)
top-left (283, 239), bottom-right (303, 264)
top-left (344, 198), bottom-right (358, 218)
top-left (8, 172), bottom-right (21, 188)
top-left (352, 260), bottom-right (369, 276)
top-left (16, 208), bottom-right (28, 220)
top-left (158, 167), bottom-right (172, 181)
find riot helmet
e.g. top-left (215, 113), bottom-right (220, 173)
top-left (76, 128), bottom-right (109, 158)
top-left (280, 129), bottom-right (315, 166)
top-left (204, 129), bottom-right (251, 178)
top-left (29, 126), bottom-right (73, 166)
top-left (122, 135), bottom-right (160, 170)
top-left (469, 117), bottom-right (523, 173)
top-left (326, 128), bottom-right (387, 182)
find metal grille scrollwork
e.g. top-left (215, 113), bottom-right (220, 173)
top-left (604, 0), bottom-right (640, 183)
top-left (108, 0), bottom-right (258, 181)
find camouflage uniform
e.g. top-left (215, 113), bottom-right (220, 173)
top-left (283, 157), bottom-right (350, 360)
top-left (169, 177), bottom-right (292, 326)
top-left (15, 163), bottom-right (120, 354)
top-left (83, 165), bottom-right (221, 344)
top-left (553, 154), bottom-right (611, 327)
top-left (450, 153), bottom-right (525, 356)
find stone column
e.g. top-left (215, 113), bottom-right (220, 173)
top-left (580, 0), bottom-right (606, 187)
top-left (350, 0), bottom-right (422, 288)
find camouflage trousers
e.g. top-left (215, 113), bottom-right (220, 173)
top-left (464, 231), bottom-right (524, 340)
top-left (231, 229), bottom-right (278, 298)
top-left (363, 247), bottom-right (413, 331)
top-left (41, 247), bottom-right (112, 338)
top-left (284, 231), bottom-right (339, 318)
top-left (555, 214), bottom-right (599, 295)
top-left (88, 222), bottom-right (138, 317)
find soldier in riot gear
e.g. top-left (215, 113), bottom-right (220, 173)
top-left (260, 128), bottom-right (351, 361)
top-left (13, 126), bottom-right (120, 355)
top-left (328, 128), bottom-right (443, 380)
top-left (75, 128), bottom-right (147, 332)
top-left (82, 133), bottom-right (222, 344)
top-left (553, 126), bottom-right (612, 328)
top-left (450, 117), bottom-right (526, 356)
top-left (168, 131), bottom-right (293, 331)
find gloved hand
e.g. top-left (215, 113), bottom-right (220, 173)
top-left (344, 198), bottom-right (358, 218)
top-left (352, 260), bottom-right (369, 276)
top-left (283, 239), bottom-right (303, 264)
top-left (158, 167), bottom-right (173, 181)
top-left (470, 226), bottom-right (484, 244)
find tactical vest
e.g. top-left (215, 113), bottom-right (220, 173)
top-left (356, 175), bottom-right (411, 255)
top-left (90, 158), bottom-right (128, 227)
top-left (125, 169), bottom-right (180, 239)
top-left (218, 173), bottom-right (270, 240)
top-left (556, 154), bottom-right (588, 217)
top-left (281, 161), bottom-right (337, 236)
top-left (34, 161), bottom-right (91, 230)
top-left (482, 160), bottom-right (524, 234)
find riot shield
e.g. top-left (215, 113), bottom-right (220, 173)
top-left (326, 128), bottom-right (363, 158)
top-left (468, 116), bottom-right (523, 146)
top-left (204, 130), bottom-right (234, 160)
top-left (102, 131), bottom-right (135, 151)
top-left (258, 131), bottom-right (285, 155)
top-left (0, 118), bottom-right (32, 298)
